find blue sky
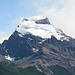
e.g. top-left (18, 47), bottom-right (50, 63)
top-left (0, 0), bottom-right (36, 32)
top-left (0, 0), bottom-right (75, 43)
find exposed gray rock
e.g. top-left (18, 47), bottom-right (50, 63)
top-left (35, 18), bottom-right (50, 24)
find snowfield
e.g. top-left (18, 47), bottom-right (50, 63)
top-left (16, 16), bottom-right (69, 41)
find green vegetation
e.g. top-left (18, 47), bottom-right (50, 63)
top-left (48, 65), bottom-right (73, 75)
top-left (0, 63), bottom-right (46, 75)
top-left (18, 66), bottom-right (46, 75)
top-left (0, 63), bottom-right (22, 75)
top-left (0, 62), bottom-right (73, 75)
top-left (8, 63), bottom-right (18, 67)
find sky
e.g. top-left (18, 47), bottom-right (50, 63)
top-left (0, 0), bottom-right (75, 43)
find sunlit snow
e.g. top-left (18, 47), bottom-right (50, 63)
top-left (16, 16), bottom-right (69, 41)
top-left (5, 55), bottom-right (14, 61)
top-left (32, 48), bottom-right (39, 53)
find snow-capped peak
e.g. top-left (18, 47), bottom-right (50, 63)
top-left (22, 16), bottom-right (46, 21)
top-left (16, 16), bottom-right (69, 41)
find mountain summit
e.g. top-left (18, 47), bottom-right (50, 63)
top-left (0, 16), bottom-right (75, 75)
top-left (16, 16), bottom-right (69, 41)
top-left (22, 16), bottom-right (50, 24)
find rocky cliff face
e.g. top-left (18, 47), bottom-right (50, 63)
top-left (0, 16), bottom-right (75, 75)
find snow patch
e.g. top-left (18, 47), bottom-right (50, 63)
top-left (39, 42), bottom-right (42, 44)
top-left (42, 39), bottom-right (45, 42)
top-left (28, 37), bottom-right (33, 40)
top-left (5, 55), bottom-right (14, 61)
top-left (32, 48), bottom-right (39, 53)
top-left (18, 34), bottom-right (23, 37)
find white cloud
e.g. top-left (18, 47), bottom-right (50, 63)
top-left (35, 0), bottom-right (75, 38)
top-left (0, 32), bottom-right (10, 43)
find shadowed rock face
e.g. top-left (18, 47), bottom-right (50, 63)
top-left (35, 18), bottom-right (50, 24)
top-left (2, 31), bottom-right (44, 60)
top-left (0, 44), bottom-right (7, 56)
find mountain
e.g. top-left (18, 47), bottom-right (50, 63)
top-left (0, 16), bottom-right (75, 75)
